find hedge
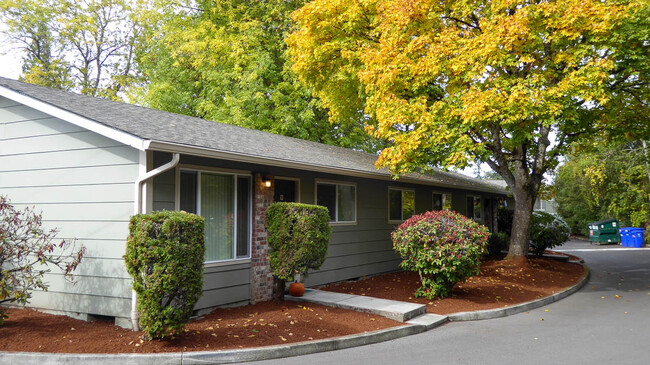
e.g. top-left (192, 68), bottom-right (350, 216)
top-left (124, 211), bottom-right (205, 339)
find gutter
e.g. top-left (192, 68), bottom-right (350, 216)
top-left (130, 153), bottom-right (180, 331)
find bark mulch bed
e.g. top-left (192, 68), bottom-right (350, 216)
top-left (321, 256), bottom-right (586, 315)
top-left (0, 254), bottom-right (584, 354)
top-left (0, 301), bottom-right (400, 354)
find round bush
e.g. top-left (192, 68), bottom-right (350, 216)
top-left (529, 211), bottom-right (570, 256)
top-left (392, 210), bottom-right (489, 299)
top-left (124, 211), bottom-right (205, 339)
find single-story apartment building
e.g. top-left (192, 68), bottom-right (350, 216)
top-left (0, 77), bottom-right (507, 328)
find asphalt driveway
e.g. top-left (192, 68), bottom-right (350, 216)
top-left (251, 240), bottom-right (650, 365)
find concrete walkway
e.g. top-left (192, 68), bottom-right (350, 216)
top-left (286, 289), bottom-right (427, 322)
top-left (0, 248), bottom-right (591, 365)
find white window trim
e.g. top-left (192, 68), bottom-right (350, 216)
top-left (274, 176), bottom-right (301, 203)
top-left (314, 180), bottom-right (357, 225)
top-left (432, 191), bottom-right (452, 211)
top-left (175, 166), bottom-right (253, 265)
top-left (388, 187), bottom-right (415, 223)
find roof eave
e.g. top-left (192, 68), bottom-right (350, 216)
top-left (0, 85), bottom-right (148, 151)
top-left (147, 141), bottom-right (507, 195)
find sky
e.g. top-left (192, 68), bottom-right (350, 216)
top-left (0, 23), bottom-right (22, 79)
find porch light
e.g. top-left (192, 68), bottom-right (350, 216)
top-left (262, 175), bottom-right (272, 188)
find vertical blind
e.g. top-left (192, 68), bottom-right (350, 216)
top-left (201, 173), bottom-right (234, 262)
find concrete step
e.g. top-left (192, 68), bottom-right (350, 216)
top-left (406, 313), bottom-right (448, 330)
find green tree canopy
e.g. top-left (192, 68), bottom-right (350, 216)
top-left (555, 140), bottom-right (650, 236)
top-left (0, 0), bottom-right (139, 99)
top-left (135, 0), bottom-right (383, 152)
top-left (288, 0), bottom-right (650, 262)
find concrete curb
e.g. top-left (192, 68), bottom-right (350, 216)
top-left (181, 324), bottom-right (425, 364)
top-left (447, 264), bottom-right (590, 321)
top-left (0, 324), bottom-right (427, 365)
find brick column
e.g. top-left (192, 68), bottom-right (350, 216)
top-left (251, 173), bottom-right (274, 303)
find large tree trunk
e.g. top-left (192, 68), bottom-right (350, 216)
top-left (503, 152), bottom-right (542, 265)
top-left (505, 189), bottom-right (535, 265)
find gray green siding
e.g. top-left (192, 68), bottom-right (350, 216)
top-left (152, 152), bottom-right (503, 292)
top-left (0, 96), bottom-right (138, 322)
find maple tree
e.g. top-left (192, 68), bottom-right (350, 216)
top-left (288, 0), bottom-right (650, 262)
top-left (135, 0), bottom-right (384, 152)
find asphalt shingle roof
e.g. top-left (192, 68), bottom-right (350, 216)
top-left (0, 77), bottom-right (505, 194)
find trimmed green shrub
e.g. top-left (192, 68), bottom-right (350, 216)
top-left (486, 231), bottom-right (510, 257)
top-left (265, 203), bottom-right (331, 298)
top-left (124, 211), bottom-right (205, 339)
top-left (529, 211), bottom-right (570, 256)
top-left (392, 210), bottom-right (489, 299)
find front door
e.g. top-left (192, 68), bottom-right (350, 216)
top-left (274, 179), bottom-right (297, 202)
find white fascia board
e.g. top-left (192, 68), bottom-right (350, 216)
top-left (0, 86), bottom-right (149, 151)
top-left (147, 141), bottom-right (507, 195)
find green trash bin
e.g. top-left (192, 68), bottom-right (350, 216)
top-left (588, 219), bottom-right (620, 245)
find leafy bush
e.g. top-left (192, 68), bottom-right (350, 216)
top-left (392, 210), bottom-right (489, 299)
top-left (124, 211), bottom-right (205, 339)
top-left (265, 203), bottom-right (331, 298)
top-left (529, 211), bottom-right (570, 256)
top-left (486, 232), bottom-right (510, 257)
top-left (0, 196), bottom-right (85, 324)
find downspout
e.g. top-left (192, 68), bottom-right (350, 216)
top-left (131, 153), bottom-right (180, 331)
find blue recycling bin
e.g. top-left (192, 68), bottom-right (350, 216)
top-left (630, 228), bottom-right (645, 248)
top-left (620, 228), bottom-right (644, 247)
top-left (619, 228), bottom-right (630, 246)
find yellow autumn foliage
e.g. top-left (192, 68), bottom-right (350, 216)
top-left (288, 0), bottom-right (636, 175)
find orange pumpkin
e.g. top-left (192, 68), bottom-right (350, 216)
top-left (289, 282), bottom-right (305, 297)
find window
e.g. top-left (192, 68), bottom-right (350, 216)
top-left (179, 170), bottom-right (251, 262)
top-left (432, 192), bottom-right (452, 211)
top-left (316, 182), bottom-right (356, 223)
top-left (466, 195), bottom-right (482, 221)
top-left (389, 188), bottom-right (415, 222)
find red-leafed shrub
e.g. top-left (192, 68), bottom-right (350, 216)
top-left (0, 195), bottom-right (85, 324)
top-left (392, 210), bottom-right (489, 298)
